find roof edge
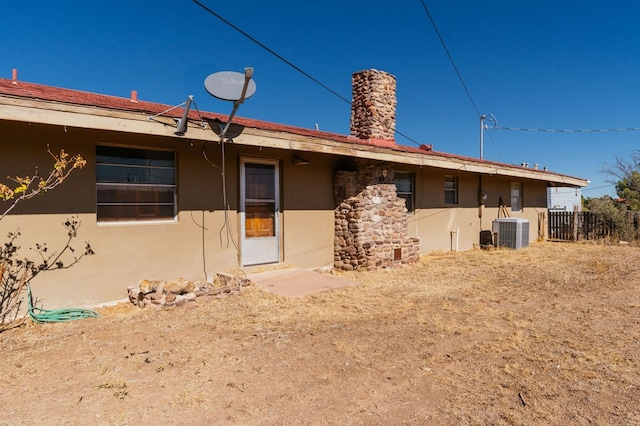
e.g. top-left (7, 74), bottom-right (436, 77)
top-left (0, 77), bottom-right (588, 187)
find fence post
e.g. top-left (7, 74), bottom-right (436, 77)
top-left (538, 211), bottom-right (546, 241)
top-left (572, 211), bottom-right (579, 242)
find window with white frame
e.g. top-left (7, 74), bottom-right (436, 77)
top-left (444, 175), bottom-right (458, 204)
top-left (96, 145), bottom-right (176, 222)
top-left (511, 182), bottom-right (523, 212)
top-left (393, 172), bottom-right (414, 212)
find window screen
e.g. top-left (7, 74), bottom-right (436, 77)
top-left (445, 175), bottom-right (458, 204)
top-left (511, 182), bottom-right (523, 212)
top-left (393, 172), bottom-right (415, 212)
top-left (96, 146), bottom-right (176, 222)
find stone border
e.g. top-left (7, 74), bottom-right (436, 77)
top-left (127, 273), bottom-right (253, 308)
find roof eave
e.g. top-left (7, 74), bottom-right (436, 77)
top-left (0, 93), bottom-right (588, 188)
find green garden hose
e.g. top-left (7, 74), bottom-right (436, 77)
top-left (27, 285), bottom-right (100, 323)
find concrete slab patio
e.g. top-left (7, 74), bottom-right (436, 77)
top-left (247, 268), bottom-right (359, 298)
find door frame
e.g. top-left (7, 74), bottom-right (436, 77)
top-left (239, 157), bottom-right (281, 266)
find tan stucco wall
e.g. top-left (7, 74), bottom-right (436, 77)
top-left (0, 122), bottom-right (342, 307)
top-left (0, 211), bottom-right (240, 308)
top-left (280, 152), bottom-right (337, 269)
top-left (0, 123), bottom-right (242, 308)
top-left (281, 210), bottom-right (335, 268)
top-left (399, 165), bottom-right (548, 253)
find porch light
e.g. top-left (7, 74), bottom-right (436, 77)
top-left (293, 156), bottom-right (311, 166)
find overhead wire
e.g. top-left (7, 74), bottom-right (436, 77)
top-left (488, 122), bottom-right (640, 164)
top-left (582, 184), bottom-right (615, 192)
top-left (192, 0), bottom-right (349, 104)
top-left (193, 0), bottom-right (638, 163)
top-left (482, 128), bottom-right (505, 162)
top-left (419, 2), bottom-right (640, 162)
top-left (419, 1), bottom-right (640, 170)
top-left (191, 0), bottom-right (422, 147)
top-left (418, 1), bottom-right (504, 161)
top-left (494, 126), bottom-right (640, 133)
top-left (418, 2), bottom-right (640, 156)
top-left (418, 0), bottom-right (481, 118)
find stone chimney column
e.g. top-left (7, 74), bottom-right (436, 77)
top-left (350, 69), bottom-right (397, 141)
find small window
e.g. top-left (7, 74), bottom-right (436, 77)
top-left (444, 175), bottom-right (458, 204)
top-left (393, 172), bottom-right (414, 212)
top-left (511, 182), bottom-right (523, 212)
top-left (96, 146), bottom-right (176, 222)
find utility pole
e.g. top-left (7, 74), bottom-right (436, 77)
top-left (480, 115), bottom-right (486, 160)
top-left (479, 114), bottom-right (496, 160)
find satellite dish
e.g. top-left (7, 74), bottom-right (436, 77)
top-left (207, 118), bottom-right (245, 139)
top-left (204, 70), bottom-right (256, 101)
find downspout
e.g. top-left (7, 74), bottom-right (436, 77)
top-left (478, 174), bottom-right (484, 230)
top-left (449, 227), bottom-right (459, 252)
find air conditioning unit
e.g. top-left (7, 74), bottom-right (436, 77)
top-left (492, 218), bottom-right (529, 249)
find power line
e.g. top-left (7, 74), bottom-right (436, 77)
top-left (483, 128), bottom-right (506, 162)
top-left (418, 1), bottom-right (507, 162)
top-left (191, 0), bottom-right (422, 146)
top-left (494, 126), bottom-right (640, 133)
top-left (192, 0), bottom-right (349, 105)
top-left (418, 0), bottom-right (482, 118)
top-left (582, 184), bottom-right (615, 192)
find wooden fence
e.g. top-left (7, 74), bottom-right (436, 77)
top-left (548, 211), bottom-right (640, 242)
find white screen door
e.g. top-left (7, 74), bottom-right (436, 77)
top-left (240, 158), bottom-right (280, 266)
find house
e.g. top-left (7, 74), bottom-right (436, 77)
top-left (0, 69), bottom-right (587, 308)
top-left (548, 186), bottom-right (582, 212)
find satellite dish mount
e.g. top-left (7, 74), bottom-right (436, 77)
top-left (147, 95), bottom-right (204, 135)
top-left (175, 95), bottom-right (193, 135)
top-left (204, 67), bottom-right (256, 141)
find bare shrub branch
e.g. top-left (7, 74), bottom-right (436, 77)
top-left (1, 148), bottom-right (91, 331)
top-left (0, 148), bottom-right (86, 220)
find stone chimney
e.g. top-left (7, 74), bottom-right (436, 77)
top-left (350, 69), bottom-right (397, 141)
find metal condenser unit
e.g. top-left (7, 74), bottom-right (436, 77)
top-left (492, 218), bottom-right (529, 249)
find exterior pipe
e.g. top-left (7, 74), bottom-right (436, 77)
top-left (450, 228), bottom-right (460, 252)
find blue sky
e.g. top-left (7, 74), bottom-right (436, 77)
top-left (2, 1), bottom-right (639, 198)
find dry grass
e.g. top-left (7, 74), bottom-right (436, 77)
top-left (1, 241), bottom-right (639, 425)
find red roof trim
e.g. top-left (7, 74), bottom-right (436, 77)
top-left (0, 78), bottom-right (580, 181)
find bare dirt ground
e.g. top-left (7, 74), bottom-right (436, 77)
top-left (1, 242), bottom-right (639, 425)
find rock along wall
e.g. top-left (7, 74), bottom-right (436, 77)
top-left (334, 183), bottom-right (420, 271)
top-left (127, 273), bottom-right (252, 308)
